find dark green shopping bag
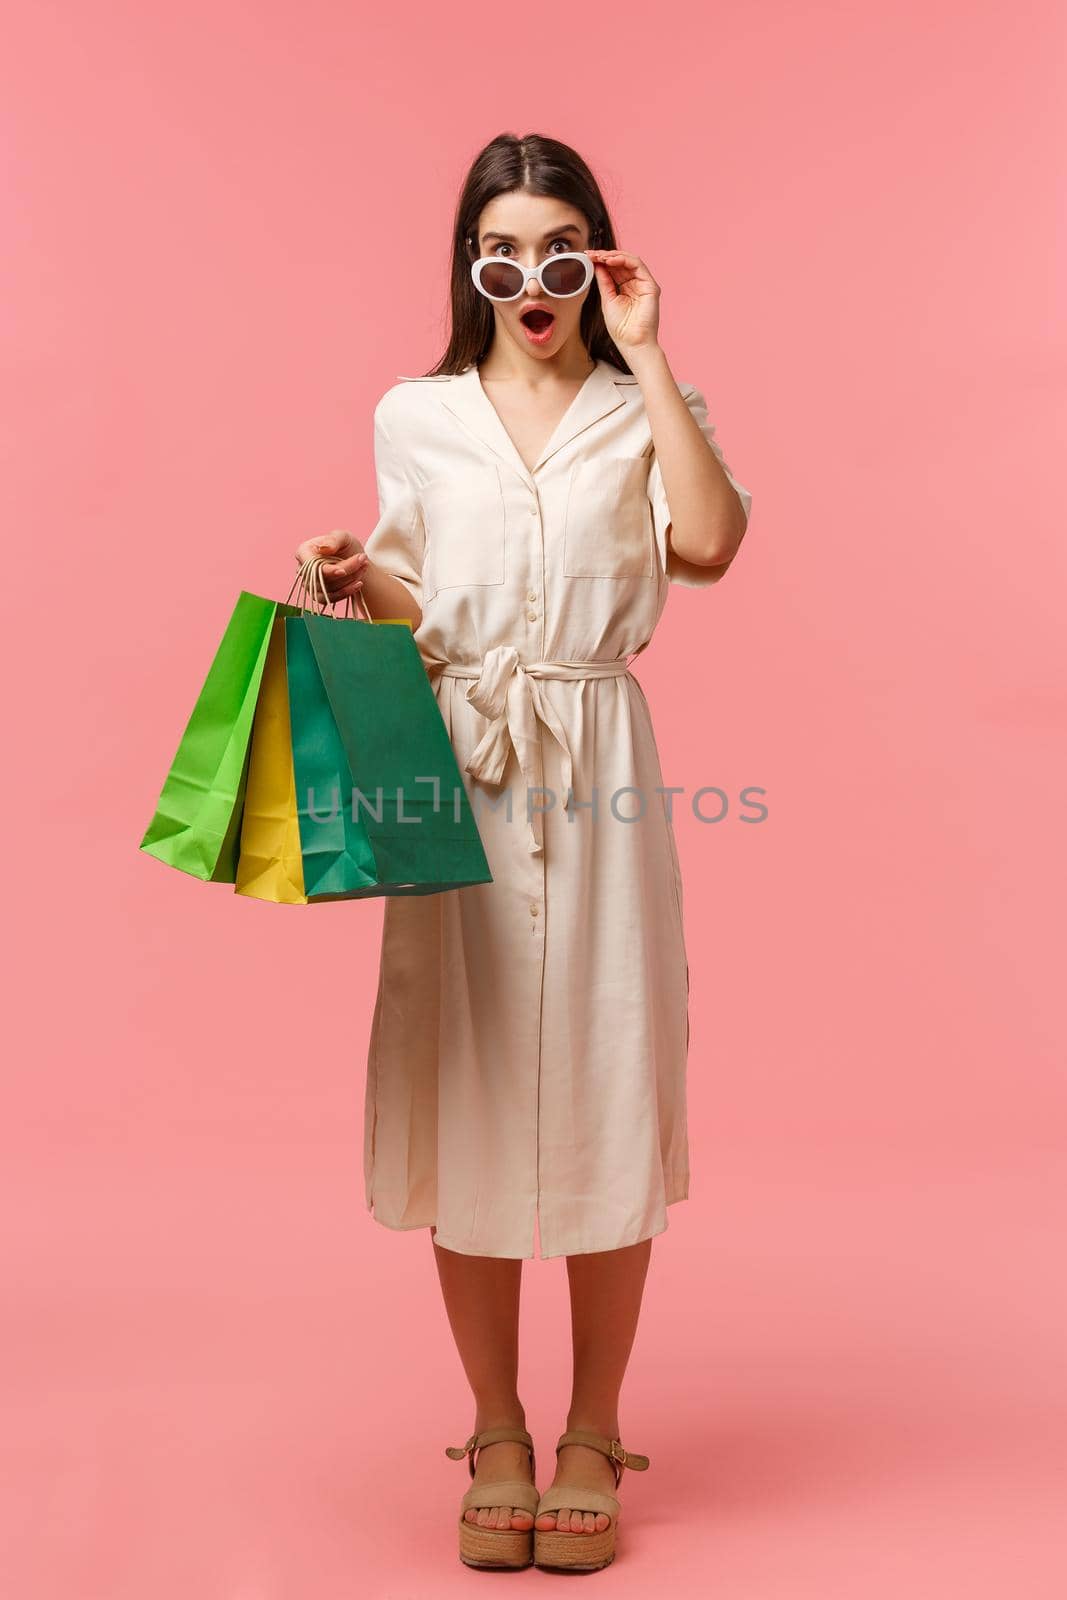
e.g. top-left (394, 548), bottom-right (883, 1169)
top-left (139, 591), bottom-right (301, 882)
top-left (286, 612), bottom-right (493, 898)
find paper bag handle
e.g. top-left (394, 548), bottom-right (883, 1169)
top-left (286, 552), bottom-right (375, 623)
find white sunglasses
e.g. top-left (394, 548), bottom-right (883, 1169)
top-left (470, 251), bottom-right (595, 303)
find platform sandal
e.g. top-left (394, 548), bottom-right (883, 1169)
top-left (445, 1425), bottom-right (540, 1570)
top-left (533, 1429), bottom-right (650, 1573)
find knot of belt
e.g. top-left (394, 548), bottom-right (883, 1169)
top-left (435, 644), bottom-right (632, 855)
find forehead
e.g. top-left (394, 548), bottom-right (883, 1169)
top-left (477, 193), bottom-right (587, 243)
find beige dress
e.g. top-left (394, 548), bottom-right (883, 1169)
top-left (361, 358), bottom-right (752, 1259)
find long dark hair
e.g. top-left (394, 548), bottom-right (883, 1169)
top-left (425, 133), bottom-right (632, 379)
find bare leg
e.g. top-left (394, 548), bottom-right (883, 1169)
top-left (431, 1227), bottom-right (535, 1531)
top-left (534, 1236), bottom-right (653, 1535)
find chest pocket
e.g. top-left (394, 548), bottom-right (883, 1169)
top-left (420, 465), bottom-right (506, 595)
top-left (563, 455), bottom-right (655, 579)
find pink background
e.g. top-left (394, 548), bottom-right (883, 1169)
top-left (4, 2), bottom-right (1065, 1595)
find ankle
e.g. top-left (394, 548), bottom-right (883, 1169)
top-left (564, 1413), bottom-right (621, 1440)
top-left (473, 1399), bottom-right (527, 1434)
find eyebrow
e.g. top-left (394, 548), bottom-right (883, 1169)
top-left (480, 224), bottom-right (583, 245)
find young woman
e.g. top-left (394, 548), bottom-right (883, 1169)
top-left (294, 132), bottom-right (752, 1573)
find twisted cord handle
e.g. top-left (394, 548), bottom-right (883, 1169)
top-left (285, 551), bottom-right (374, 622)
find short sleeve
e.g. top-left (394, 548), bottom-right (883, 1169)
top-left (648, 385), bottom-right (753, 588)
top-left (361, 398), bottom-right (425, 609)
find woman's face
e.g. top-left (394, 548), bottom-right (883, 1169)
top-left (472, 192), bottom-right (594, 361)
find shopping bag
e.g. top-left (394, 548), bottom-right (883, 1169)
top-left (138, 590), bottom-right (286, 882)
top-left (282, 614), bottom-right (382, 899)
top-left (295, 610), bottom-right (493, 895)
top-left (233, 614), bottom-right (309, 904)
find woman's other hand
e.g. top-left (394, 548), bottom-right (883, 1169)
top-left (293, 529), bottom-right (369, 604)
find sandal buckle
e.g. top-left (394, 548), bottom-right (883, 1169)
top-left (609, 1439), bottom-right (628, 1467)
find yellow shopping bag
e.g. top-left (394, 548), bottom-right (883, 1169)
top-left (235, 617), bottom-right (308, 904)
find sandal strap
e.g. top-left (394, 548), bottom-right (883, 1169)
top-left (555, 1429), bottom-right (650, 1484)
top-left (460, 1479), bottom-right (541, 1516)
top-left (536, 1483), bottom-right (620, 1520)
top-left (445, 1426), bottom-right (536, 1480)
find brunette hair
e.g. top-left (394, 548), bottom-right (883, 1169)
top-left (424, 133), bottom-right (632, 379)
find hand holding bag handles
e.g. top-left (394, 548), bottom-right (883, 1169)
top-left (286, 549), bottom-right (379, 625)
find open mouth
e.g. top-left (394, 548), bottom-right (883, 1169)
top-left (520, 308), bottom-right (556, 334)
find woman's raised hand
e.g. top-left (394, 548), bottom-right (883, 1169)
top-left (293, 529), bottom-right (369, 605)
top-left (586, 249), bottom-right (661, 352)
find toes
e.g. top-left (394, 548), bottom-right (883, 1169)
top-left (541, 1508), bottom-right (608, 1535)
top-left (468, 1504), bottom-right (532, 1530)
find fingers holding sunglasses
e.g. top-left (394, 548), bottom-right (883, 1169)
top-left (589, 251), bottom-right (657, 284)
top-left (595, 260), bottom-right (660, 308)
top-left (589, 252), bottom-right (661, 348)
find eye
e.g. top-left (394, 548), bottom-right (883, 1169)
top-left (490, 237), bottom-right (574, 258)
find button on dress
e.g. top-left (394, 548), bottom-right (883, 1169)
top-left (361, 358), bottom-right (752, 1259)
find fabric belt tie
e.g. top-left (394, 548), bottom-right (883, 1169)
top-left (434, 644), bottom-right (632, 856)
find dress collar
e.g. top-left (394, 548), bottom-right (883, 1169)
top-left (437, 358), bottom-right (632, 488)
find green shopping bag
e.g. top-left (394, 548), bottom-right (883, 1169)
top-left (138, 590), bottom-right (297, 882)
top-left (288, 609), bottom-right (493, 898)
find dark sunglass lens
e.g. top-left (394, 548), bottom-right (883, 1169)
top-left (541, 256), bottom-right (587, 296)
top-left (479, 260), bottom-right (524, 299)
